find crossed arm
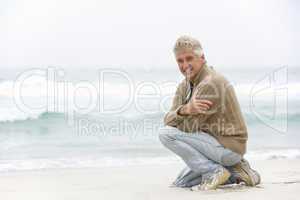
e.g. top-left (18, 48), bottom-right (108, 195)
top-left (164, 80), bottom-right (220, 130)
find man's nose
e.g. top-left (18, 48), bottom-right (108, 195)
top-left (182, 61), bottom-right (190, 71)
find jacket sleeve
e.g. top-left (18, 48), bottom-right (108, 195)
top-left (163, 78), bottom-right (220, 131)
top-left (176, 78), bottom-right (221, 132)
top-left (163, 84), bottom-right (186, 127)
top-left (193, 78), bottom-right (220, 120)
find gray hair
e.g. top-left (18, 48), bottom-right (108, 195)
top-left (173, 35), bottom-right (203, 57)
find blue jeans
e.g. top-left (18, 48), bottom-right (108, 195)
top-left (159, 126), bottom-right (242, 187)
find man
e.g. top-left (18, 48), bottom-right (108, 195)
top-left (159, 36), bottom-right (260, 190)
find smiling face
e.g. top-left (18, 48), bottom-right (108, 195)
top-left (175, 50), bottom-right (206, 81)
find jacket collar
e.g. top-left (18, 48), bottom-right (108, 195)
top-left (188, 62), bottom-right (210, 86)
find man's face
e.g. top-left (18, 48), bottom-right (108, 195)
top-left (175, 50), bottom-right (205, 81)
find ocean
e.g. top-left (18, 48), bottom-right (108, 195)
top-left (0, 65), bottom-right (299, 172)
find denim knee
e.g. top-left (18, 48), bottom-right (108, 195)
top-left (221, 151), bottom-right (242, 166)
top-left (158, 132), bottom-right (173, 145)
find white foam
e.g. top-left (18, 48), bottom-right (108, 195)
top-left (245, 148), bottom-right (300, 161)
top-left (0, 149), bottom-right (299, 173)
top-left (0, 156), bottom-right (181, 173)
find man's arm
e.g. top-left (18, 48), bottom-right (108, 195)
top-left (164, 79), bottom-right (217, 128)
top-left (167, 77), bottom-right (220, 131)
top-left (163, 84), bottom-right (186, 127)
top-left (188, 78), bottom-right (220, 119)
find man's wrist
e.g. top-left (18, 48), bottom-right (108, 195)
top-left (178, 104), bottom-right (190, 116)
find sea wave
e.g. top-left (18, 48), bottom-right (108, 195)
top-left (0, 110), bottom-right (299, 128)
top-left (0, 148), bottom-right (299, 173)
top-left (1, 79), bottom-right (300, 98)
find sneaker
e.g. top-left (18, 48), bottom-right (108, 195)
top-left (231, 158), bottom-right (261, 186)
top-left (191, 167), bottom-right (231, 191)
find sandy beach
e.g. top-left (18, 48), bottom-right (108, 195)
top-left (0, 0), bottom-right (298, 200)
top-left (0, 159), bottom-right (299, 200)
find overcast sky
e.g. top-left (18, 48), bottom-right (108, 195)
top-left (0, 0), bottom-right (298, 68)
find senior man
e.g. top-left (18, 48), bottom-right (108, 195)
top-left (159, 36), bottom-right (260, 190)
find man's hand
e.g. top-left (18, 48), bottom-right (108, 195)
top-left (179, 91), bottom-right (213, 115)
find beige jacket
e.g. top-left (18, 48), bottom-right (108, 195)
top-left (164, 63), bottom-right (248, 155)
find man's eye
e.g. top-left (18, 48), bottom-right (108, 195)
top-left (177, 59), bottom-right (183, 63)
top-left (186, 56), bottom-right (194, 62)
